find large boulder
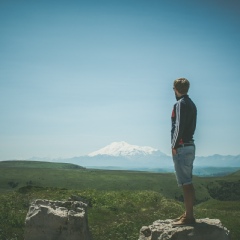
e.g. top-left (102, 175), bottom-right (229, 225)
top-left (24, 199), bottom-right (92, 240)
top-left (139, 218), bottom-right (230, 240)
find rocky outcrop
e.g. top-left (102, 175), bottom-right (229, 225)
top-left (139, 218), bottom-right (230, 240)
top-left (24, 199), bottom-right (92, 240)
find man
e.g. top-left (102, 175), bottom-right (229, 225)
top-left (171, 78), bottom-right (197, 225)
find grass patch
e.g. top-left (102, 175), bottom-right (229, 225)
top-left (0, 167), bottom-right (211, 203)
top-left (0, 188), bottom-right (184, 240)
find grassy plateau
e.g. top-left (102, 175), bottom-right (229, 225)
top-left (0, 160), bottom-right (240, 240)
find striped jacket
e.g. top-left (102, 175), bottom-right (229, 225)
top-left (171, 95), bottom-right (197, 149)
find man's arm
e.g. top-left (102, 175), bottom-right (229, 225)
top-left (171, 101), bottom-right (187, 149)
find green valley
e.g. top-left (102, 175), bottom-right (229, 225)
top-left (0, 161), bottom-right (240, 240)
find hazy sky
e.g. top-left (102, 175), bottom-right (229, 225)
top-left (1, 0), bottom-right (240, 160)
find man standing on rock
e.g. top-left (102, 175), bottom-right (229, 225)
top-left (171, 78), bottom-right (197, 225)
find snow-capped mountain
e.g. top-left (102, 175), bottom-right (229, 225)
top-left (88, 141), bottom-right (161, 157)
top-left (28, 141), bottom-right (168, 168)
top-left (28, 141), bottom-right (240, 170)
top-left (63, 141), bottom-right (170, 169)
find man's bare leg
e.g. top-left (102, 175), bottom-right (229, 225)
top-left (182, 183), bottom-right (195, 219)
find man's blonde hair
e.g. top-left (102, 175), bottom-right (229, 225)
top-left (174, 78), bottom-right (190, 94)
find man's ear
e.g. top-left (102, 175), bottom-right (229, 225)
top-left (174, 89), bottom-right (181, 97)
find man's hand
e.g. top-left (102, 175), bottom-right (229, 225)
top-left (172, 148), bottom-right (177, 156)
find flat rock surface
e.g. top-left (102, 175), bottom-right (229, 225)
top-left (139, 218), bottom-right (231, 240)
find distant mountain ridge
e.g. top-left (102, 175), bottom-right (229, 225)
top-left (194, 154), bottom-right (240, 167)
top-left (27, 141), bottom-right (240, 169)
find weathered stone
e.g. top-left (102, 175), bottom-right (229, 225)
top-left (139, 218), bottom-right (231, 240)
top-left (24, 199), bottom-right (92, 240)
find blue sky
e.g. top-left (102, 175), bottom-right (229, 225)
top-left (0, 0), bottom-right (240, 160)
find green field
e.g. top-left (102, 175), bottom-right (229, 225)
top-left (0, 161), bottom-right (240, 240)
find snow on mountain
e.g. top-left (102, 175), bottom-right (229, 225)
top-left (88, 141), bottom-right (160, 157)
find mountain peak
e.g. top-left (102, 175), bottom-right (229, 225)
top-left (88, 141), bottom-right (159, 157)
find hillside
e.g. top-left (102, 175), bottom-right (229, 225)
top-left (229, 169), bottom-right (240, 176)
top-left (0, 161), bottom-right (210, 203)
top-left (1, 160), bottom-right (240, 202)
top-left (0, 160), bottom-right (85, 169)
